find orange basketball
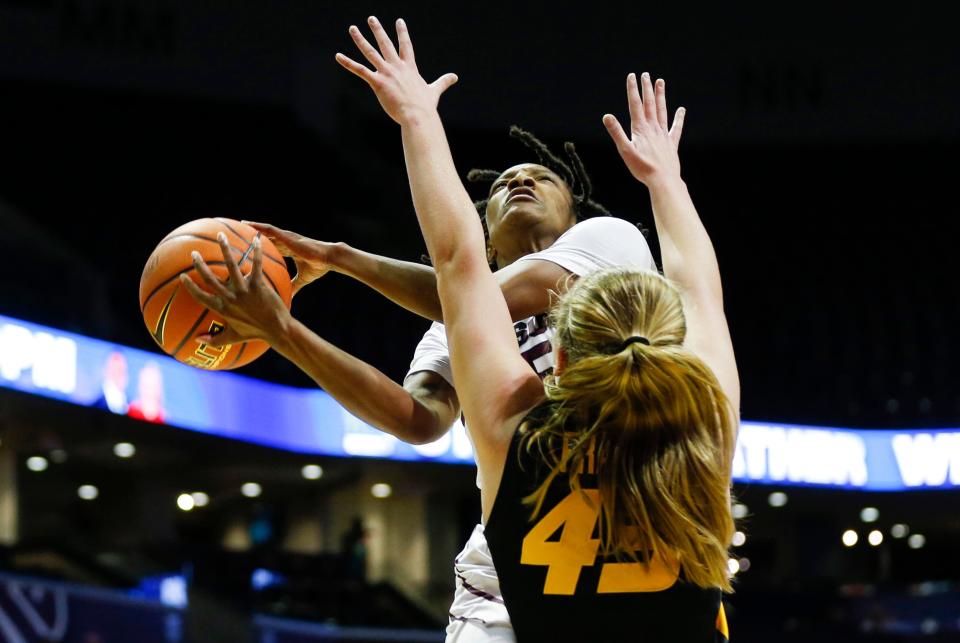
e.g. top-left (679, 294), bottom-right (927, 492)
top-left (139, 218), bottom-right (292, 370)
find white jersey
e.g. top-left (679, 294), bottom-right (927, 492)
top-left (406, 216), bottom-right (656, 387)
top-left (406, 217), bottom-right (656, 642)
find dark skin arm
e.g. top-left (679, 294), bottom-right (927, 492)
top-left (179, 232), bottom-right (460, 445)
top-left (244, 221), bottom-right (571, 324)
top-left (192, 224), bottom-right (567, 444)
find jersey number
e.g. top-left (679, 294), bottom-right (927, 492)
top-left (520, 490), bottom-right (680, 595)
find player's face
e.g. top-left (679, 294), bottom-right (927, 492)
top-left (484, 163), bottom-right (576, 250)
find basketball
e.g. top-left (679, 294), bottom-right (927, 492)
top-left (139, 218), bottom-right (293, 370)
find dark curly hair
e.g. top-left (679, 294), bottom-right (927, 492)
top-left (421, 126), bottom-right (645, 267)
top-left (466, 125), bottom-right (612, 223)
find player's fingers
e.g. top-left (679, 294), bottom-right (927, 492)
top-left (348, 24), bottom-right (386, 69)
top-left (602, 113), bottom-right (631, 153)
top-left (335, 52), bottom-right (377, 84)
top-left (291, 274), bottom-right (309, 295)
top-left (640, 72), bottom-right (657, 124)
top-left (626, 73), bottom-right (645, 135)
top-left (655, 78), bottom-right (669, 131)
top-left (190, 251), bottom-right (232, 299)
top-left (670, 107), bottom-right (686, 146)
top-left (395, 18), bottom-right (415, 62)
top-left (250, 235), bottom-right (264, 284)
top-left (244, 222), bottom-right (297, 257)
top-left (179, 273), bottom-right (221, 310)
top-left (242, 220), bottom-right (281, 236)
top-left (431, 73), bottom-right (459, 95)
top-left (196, 326), bottom-right (241, 347)
top-left (366, 16), bottom-right (399, 61)
top-left (217, 232), bottom-right (245, 287)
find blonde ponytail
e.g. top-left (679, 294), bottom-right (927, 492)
top-left (521, 268), bottom-right (736, 591)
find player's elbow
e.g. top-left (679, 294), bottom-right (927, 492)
top-left (387, 412), bottom-right (451, 445)
top-left (431, 233), bottom-right (490, 278)
top-left (402, 424), bottom-right (450, 446)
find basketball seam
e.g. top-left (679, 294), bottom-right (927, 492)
top-left (142, 258), bottom-right (284, 319)
top-left (239, 232), bottom-right (258, 265)
top-left (216, 221), bottom-right (289, 278)
top-left (228, 341), bottom-right (248, 369)
top-left (215, 218), bottom-right (251, 243)
top-left (155, 233), bottom-right (285, 267)
top-left (141, 261), bottom-right (231, 313)
top-left (172, 309), bottom-right (210, 357)
top-left (237, 232), bottom-right (284, 300)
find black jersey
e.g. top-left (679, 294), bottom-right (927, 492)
top-left (485, 429), bottom-right (730, 643)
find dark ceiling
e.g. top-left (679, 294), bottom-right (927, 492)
top-left (1, 1), bottom-right (957, 428)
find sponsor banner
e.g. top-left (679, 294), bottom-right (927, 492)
top-left (2, 314), bottom-right (957, 490)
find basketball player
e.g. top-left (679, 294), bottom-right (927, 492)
top-left (178, 20), bottom-right (704, 643)
top-left (242, 156), bottom-right (655, 642)
top-left (184, 141), bottom-right (656, 642)
top-left (335, 17), bottom-right (737, 641)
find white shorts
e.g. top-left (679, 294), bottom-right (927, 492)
top-left (445, 524), bottom-right (515, 643)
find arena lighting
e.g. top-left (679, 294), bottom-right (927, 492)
top-left (3, 313), bottom-right (960, 489)
top-left (726, 559), bottom-right (739, 575)
top-left (371, 483), bottom-right (392, 499)
top-left (77, 485), bottom-right (99, 500)
top-left (241, 482), bottom-right (262, 498)
top-left (113, 442), bottom-right (136, 458)
top-left (868, 530), bottom-right (883, 546)
top-left (731, 531), bottom-right (746, 547)
top-left (737, 558), bottom-right (751, 572)
top-left (301, 464), bottom-right (323, 480)
top-left (190, 492), bottom-right (209, 507)
top-left (767, 491), bottom-right (788, 507)
top-left (860, 507), bottom-right (879, 523)
top-left (731, 503), bottom-right (749, 519)
top-left (908, 534), bottom-right (926, 549)
top-left (160, 576), bottom-right (188, 609)
top-left (890, 523), bottom-right (909, 538)
top-left (26, 456), bottom-right (48, 472)
top-left (842, 530), bottom-right (859, 547)
top-left (176, 494), bottom-right (195, 511)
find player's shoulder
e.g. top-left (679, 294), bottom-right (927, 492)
top-left (412, 320), bottom-right (448, 350)
top-left (561, 216), bottom-right (643, 240)
top-left (549, 216), bottom-right (654, 271)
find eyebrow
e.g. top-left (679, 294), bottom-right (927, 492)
top-left (490, 168), bottom-right (558, 189)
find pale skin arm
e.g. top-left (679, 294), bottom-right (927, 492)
top-left (179, 232), bottom-right (460, 445)
top-left (337, 17), bottom-right (544, 518)
top-left (603, 73), bottom-right (740, 432)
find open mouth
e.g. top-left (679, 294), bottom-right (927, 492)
top-left (506, 188), bottom-right (538, 204)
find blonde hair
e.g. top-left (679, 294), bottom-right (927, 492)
top-left (520, 268), bottom-right (736, 592)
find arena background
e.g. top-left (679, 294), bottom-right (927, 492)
top-left (0, 2), bottom-right (958, 641)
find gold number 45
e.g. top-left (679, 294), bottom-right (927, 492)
top-left (521, 490), bottom-right (680, 595)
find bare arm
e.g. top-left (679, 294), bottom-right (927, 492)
top-left (269, 320), bottom-right (460, 444)
top-left (246, 222), bottom-right (570, 323)
top-left (337, 18), bottom-right (544, 513)
top-left (603, 72), bottom-right (740, 415)
top-left (179, 232), bottom-right (460, 445)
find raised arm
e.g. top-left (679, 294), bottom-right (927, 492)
top-left (179, 233), bottom-right (460, 445)
top-left (336, 17), bottom-right (544, 497)
top-left (602, 72), bottom-right (739, 414)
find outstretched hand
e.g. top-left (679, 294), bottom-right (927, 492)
top-left (335, 16), bottom-right (458, 125)
top-left (179, 232), bottom-right (291, 348)
top-left (602, 72), bottom-right (685, 185)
